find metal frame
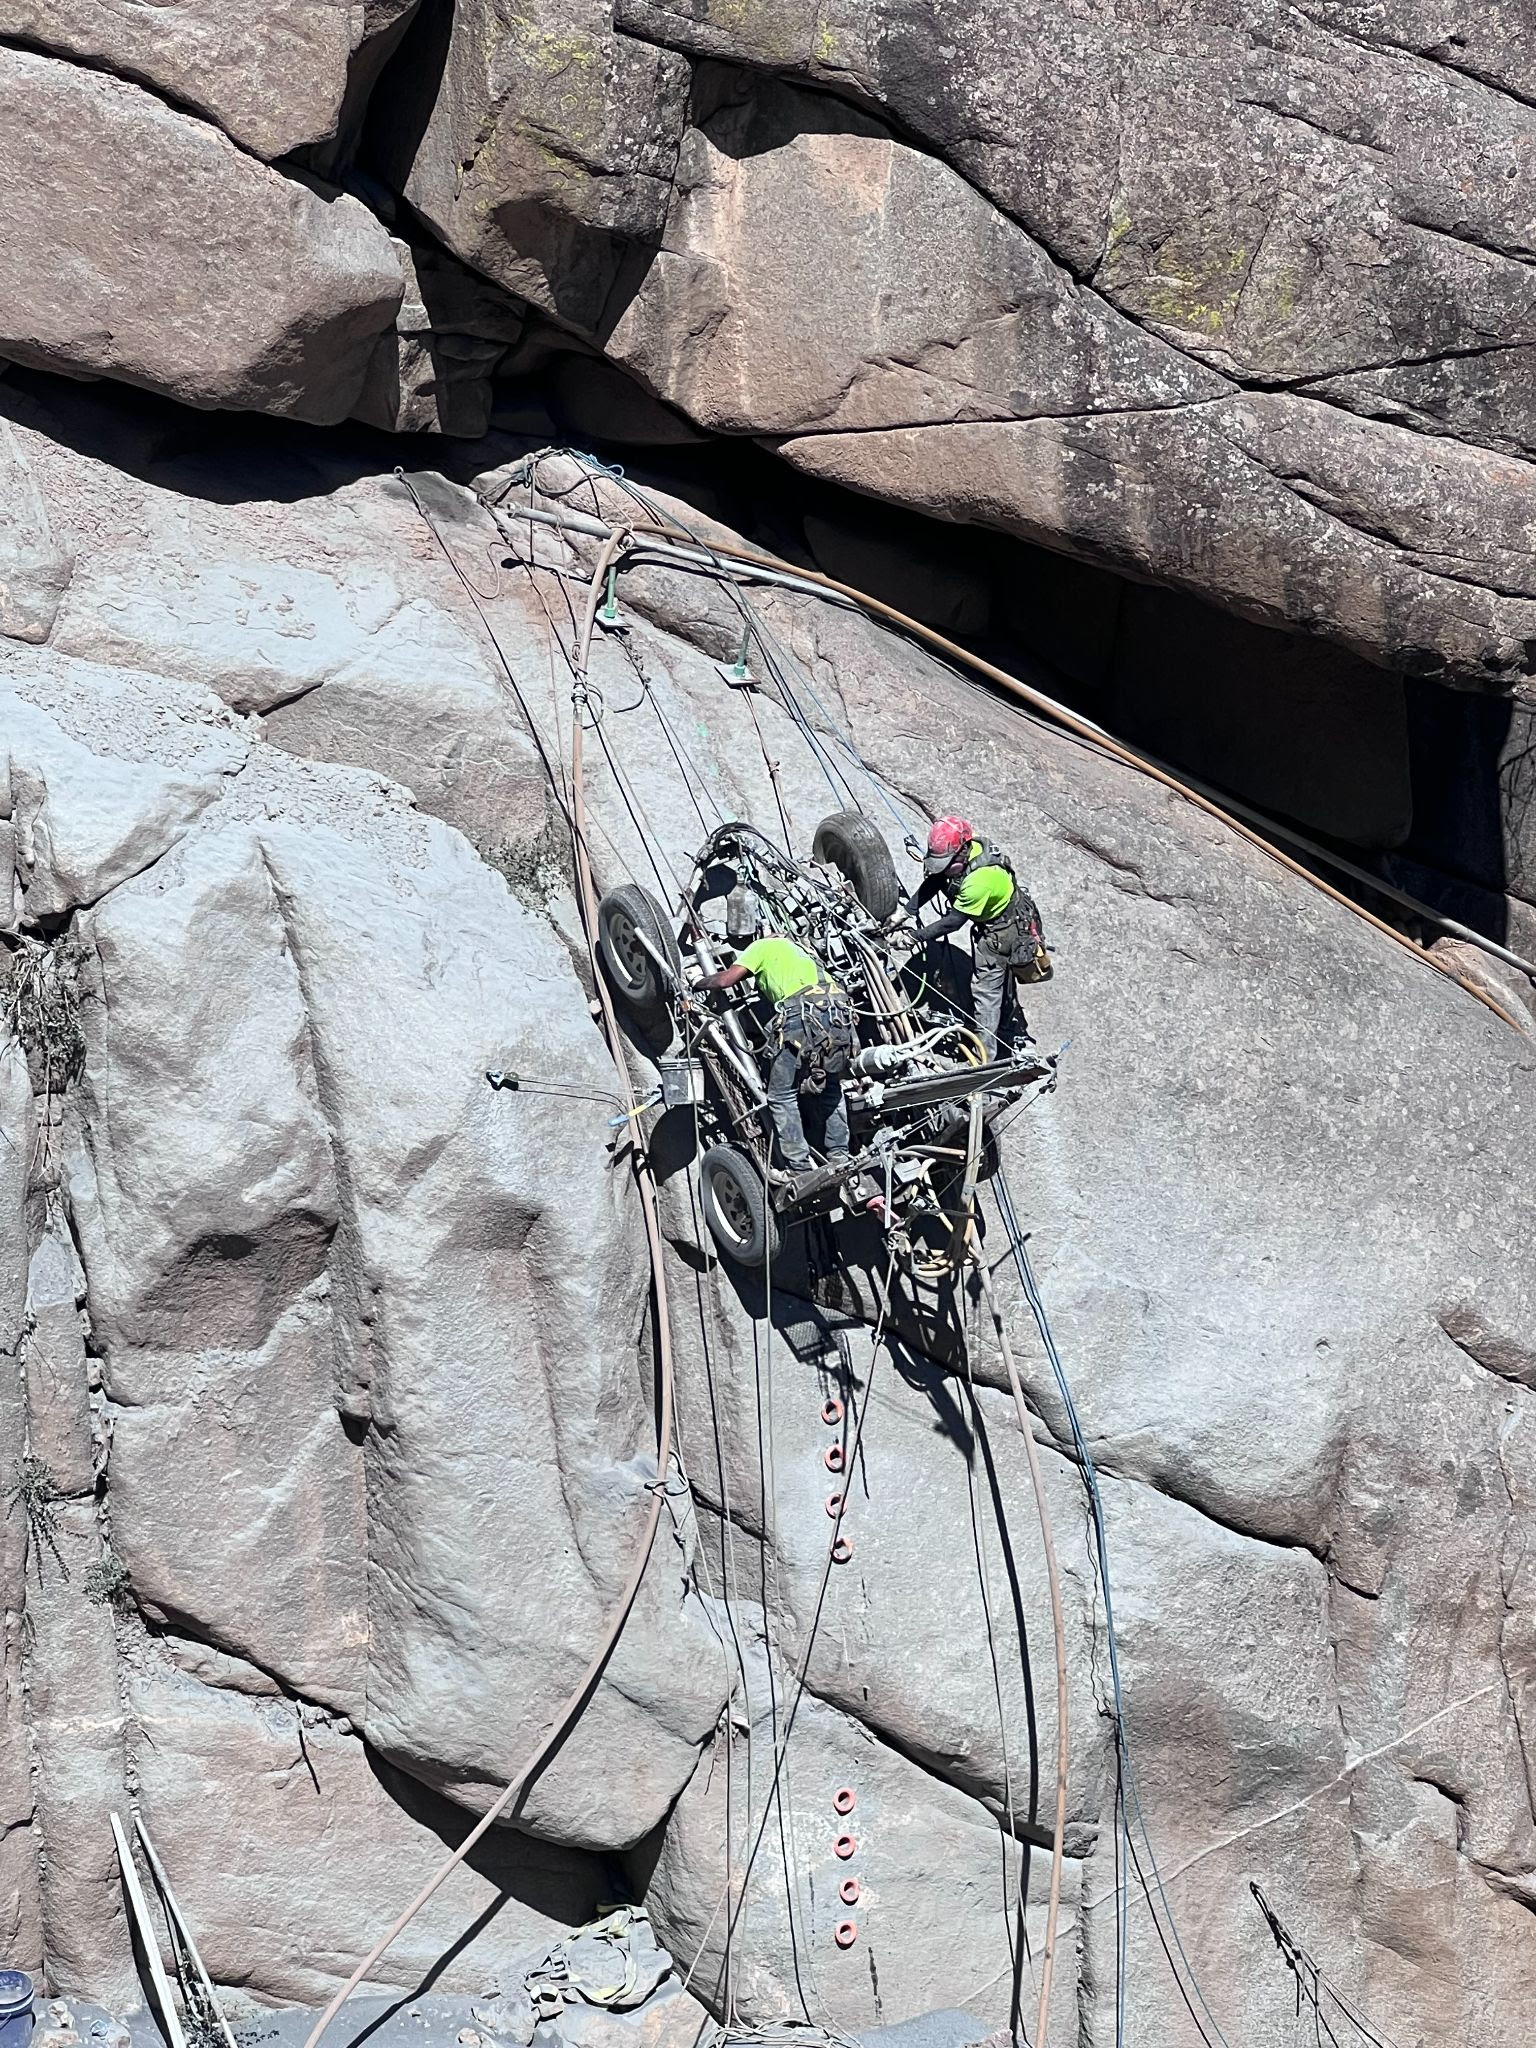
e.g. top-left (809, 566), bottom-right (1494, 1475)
top-left (601, 818), bottom-right (1056, 1263)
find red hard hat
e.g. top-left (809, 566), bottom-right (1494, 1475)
top-left (923, 815), bottom-right (973, 875)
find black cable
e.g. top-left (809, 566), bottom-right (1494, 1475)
top-left (446, 450), bottom-right (1223, 2045)
top-left (1251, 1886), bottom-right (1405, 2048)
top-left (395, 472), bottom-right (605, 883)
top-left (993, 1168), bottom-right (1248, 2048)
top-left (556, 454), bottom-right (903, 828)
top-left (621, 634), bottom-right (725, 835)
top-left (589, 714), bottom-right (684, 904)
top-left (711, 1279), bottom-right (892, 2024)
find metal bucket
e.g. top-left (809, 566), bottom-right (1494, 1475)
top-left (0, 1969), bottom-right (34, 2048)
top-left (658, 1057), bottom-right (704, 1109)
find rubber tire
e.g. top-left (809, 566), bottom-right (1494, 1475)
top-left (699, 1144), bottom-right (781, 1268)
top-left (597, 884), bottom-right (681, 1023)
top-left (812, 811), bottom-right (901, 923)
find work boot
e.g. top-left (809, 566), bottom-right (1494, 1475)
top-left (773, 1154), bottom-right (815, 1193)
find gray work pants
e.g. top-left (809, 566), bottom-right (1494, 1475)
top-left (972, 941), bottom-right (1012, 1059)
top-left (766, 1043), bottom-right (851, 1169)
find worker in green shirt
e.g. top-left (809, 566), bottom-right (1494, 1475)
top-left (695, 923), bottom-right (856, 1180)
top-left (898, 815), bottom-right (1051, 1055)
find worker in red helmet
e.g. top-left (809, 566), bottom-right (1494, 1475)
top-left (897, 816), bottom-right (1052, 1055)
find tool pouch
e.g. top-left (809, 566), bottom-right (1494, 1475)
top-left (779, 986), bottom-right (857, 1088)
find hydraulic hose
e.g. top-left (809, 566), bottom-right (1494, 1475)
top-left (303, 527), bottom-right (677, 2048)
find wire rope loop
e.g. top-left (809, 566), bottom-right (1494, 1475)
top-left (830, 1534), bottom-right (854, 1565)
top-left (823, 1443), bottom-right (846, 1473)
top-left (834, 1921), bottom-right (859, 1950)
top-left (820, 1396), bottom-right (844, 1426)
top-left (824, 1490), bottom-right (845, 1519)
top-left (833, 1833), bottom-right (857, 1861)
top-left (838, 1877), bottom-right (861, 1907)
top-left (833, 1787), bottom-right (856, 1816)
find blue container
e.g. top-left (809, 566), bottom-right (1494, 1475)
top-left (0, 1968), bottom-right (33, 2048)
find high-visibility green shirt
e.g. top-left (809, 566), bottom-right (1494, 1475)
top-left (739, 936), bottom-right (822, 1003)
top-left (951, 842), bottom-right (1015, 922)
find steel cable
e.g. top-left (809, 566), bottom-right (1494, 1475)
top-left (506, 462), bottom-right (1522, 1034)
top-left (992, 1168), bottom-right (1241, 2048)
top-left (304, 514), bottom-right (682, 2048)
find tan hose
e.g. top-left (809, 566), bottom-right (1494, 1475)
top-left (973, 1256), bottom-right (1070, 2048)
top-left (303, 522), bottom-right (673, 2048)
top-left (610, 519), bottom-right (1519, 1034)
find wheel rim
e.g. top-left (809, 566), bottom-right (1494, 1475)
top-left (710, 1167), bottom-right (756, 1251)
top-left (608, 911), bottom-right (648, 992)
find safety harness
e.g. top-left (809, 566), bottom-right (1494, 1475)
top-left (946, 840), bottom-right (1054, 983)
top-left (771, 981), bottom-right (859, 1093)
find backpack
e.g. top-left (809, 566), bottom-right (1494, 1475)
top-left (1006, 890), bottom-right (1054, 984)
top-left (966, 846), bottom-right (1053, 983)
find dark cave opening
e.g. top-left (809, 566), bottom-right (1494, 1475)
top-left (474, 362), bottom-right (1528, 956)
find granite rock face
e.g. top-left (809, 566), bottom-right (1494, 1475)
top-left (374, 0), bottom-right (693, 339)
top-left (0, 394), bottom-right (1532, 2046)
top-left (354, 242), bottom-right (528, 439)
top-left (4, 3), bottom-right (1536, 691)
top-left (0, 48), bottom-right (403, 422)
top-left (0, 423), bottom-right (71, 646)
top-left (0, 0), bottom-right (420, 160)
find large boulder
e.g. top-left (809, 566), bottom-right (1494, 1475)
top-left (579, 60), bottom-right (1536, 683)
top-left (603, 77), bottom-right (1220, 434)
top-left (129, 1657), bottom-right (607, 2004)
top-left (14, 387), bottom-right (549, 850)
top-left (1, 619), bottom-right (729, 1991)
top-left (613, 0), bottom-right (1536, 402)
top-left (374, 0), bottom-right (691, 338)
top-left (0, 0), bottom-right (420, 160)
top-left (0, 48), bottom-right (403, 421)
top-left (375, 0), bottom-right (1536, 684)
top-left (6, 0), bottom-right (1536, 695)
